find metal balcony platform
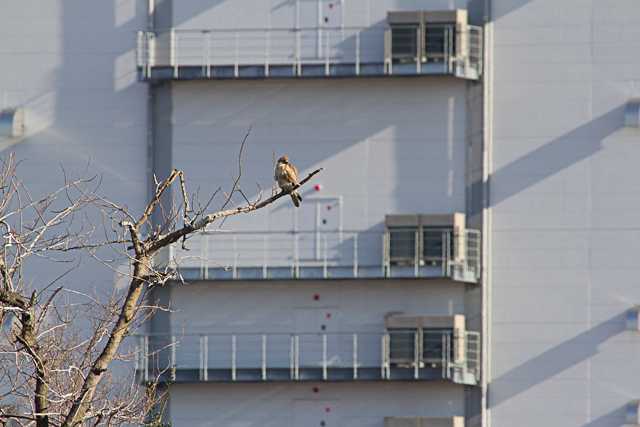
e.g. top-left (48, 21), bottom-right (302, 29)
top-left (156, 229), bottom-right (481, 284)
top-left (138, 61), bottom-right (477, 81)
top-left (142, 366), bottom-right (468, 384)
top-left (136, 26), bottom-right (482, 82)
top-left (134, 331), bottom-right (480, 386)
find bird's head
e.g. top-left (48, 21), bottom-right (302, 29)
top-left (277, 155), bottom-right (289, 164)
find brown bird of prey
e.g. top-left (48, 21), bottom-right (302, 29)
top-left (275, 155), bottom-right (303, 207)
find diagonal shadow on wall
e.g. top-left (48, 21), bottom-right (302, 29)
top-left (490, 312), bottom-right (627, 408)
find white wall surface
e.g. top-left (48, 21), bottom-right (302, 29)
top-left (489, 1), bottom-right (640, 426)
top-left (172, 78), bottom-right (468, 233)
top-left (171, 0), bottom-right (471, 31)
top-left (170, 382), bottom-right (464, 427)
top-left (170, 280), bottom-right (465, 333)
top-left (0, 1), bottom-right (147, 292)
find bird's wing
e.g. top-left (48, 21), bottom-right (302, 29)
top-left (285, 164), bottom-right (299, 184)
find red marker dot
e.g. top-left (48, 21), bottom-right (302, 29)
top-left (313, 294), bottom-right (320, 301)
top-left (314, 184), bottom-right (322, 191)
top-left (313, 386), bottom-right (320, 393)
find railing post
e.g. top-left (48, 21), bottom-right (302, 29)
top-left (170, 335), bottom-right (176, 381)
top-left (416, 26), bottom-right (422, 74)
top-left (140, 335), bottom-right (149, 382)
top-left (324, 30), bottom-right (330, 76)
top-left (146, 32), bottom-right (153, 79)
top-left (323, 235), bottom-right (328, 279)
top-left (262, 235), bottom-right (268, 279)
top-left (231, 334), bottom-right (237, 381)
top-left (353, 233), bottom-right (358, 278)
top-left (442, 230), bottom-right (448, 277)
top-left (293, 233), bottom-right (299, 278)
top-left (294, 335), bottom-right (300, 380)
top-left (232, 235), bottom-right (238, 279)
top-left (381, 334), bottom-right (389, 380)
top-left (414, 229), bottom-right (420, 277)
top-left (262, 334), bottom-right (267, 381)
top-left (384, 27), bottom-right (392, 75)
top-left (171, 28), bottom-right (178, 78)
top-left (234, 31), bottom-right (239, 78)
top-left (355, 32), bottom-right (360, 76)
top-left (206, 31), bottom-right (212, 78)
top-left (199, 335), bottom-right (208, 381)
top-left (290, 335), bottom-right (295, 379)
top-left (441, 334), bottom-right (446, 378)
top-left (382, 233), bottom-right (389, 278)
top-left (265, 29), bottom-right (270, 77)
top-left (353, 333), bottom-right (358, 379)
top-left (202, 231), bottom-right (209, 280)
top-left (322, 334), bottom-right (328, 380)
top-left (136, 30), bottom-right (143, 68)
top-left (295, 29), bottom-right (301, 76)
top-left (414, 331), bottom-right (420, 379)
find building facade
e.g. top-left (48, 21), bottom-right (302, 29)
top-left (1, 0), bottom-right (640, 426)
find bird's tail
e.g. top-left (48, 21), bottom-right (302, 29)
top-left (291, 191), bottom-right (302, 208)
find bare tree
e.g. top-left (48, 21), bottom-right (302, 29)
top-left (0, 145), bottom-right (322, 426)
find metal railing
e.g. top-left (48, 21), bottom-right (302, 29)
top-left (155, 229), bottom-right (480, 282)
top-left (136, 25), bottom-right (482, 79)
top-left (135, 330), bottom-right (479, 384)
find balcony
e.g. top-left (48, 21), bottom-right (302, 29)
top-left (156, 228), bottom-right (481, 283)
top-left (136, 25), bottom-right (482, 82)
top-left (135, 330), bottom-right (480, 385)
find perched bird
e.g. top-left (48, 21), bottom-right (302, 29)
top-left (274, 155), bottom-right (303, 207)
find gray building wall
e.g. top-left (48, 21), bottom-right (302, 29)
top-left (170, 382), bottom-right (465, 427)
top-left (171, 78), bottom-right (468, 233)
top-left (0, 2), bottom-right (147, 290)
top-left (488, 1), bottom-right (640, 426)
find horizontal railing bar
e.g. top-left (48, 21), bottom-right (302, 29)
top-left (149, 26), bottom-right (388, 34)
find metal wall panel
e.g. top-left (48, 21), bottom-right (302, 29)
top-left (489, 1), bottom-right (640, 427)
top-left (169, 382), bottom-right (464, 426)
